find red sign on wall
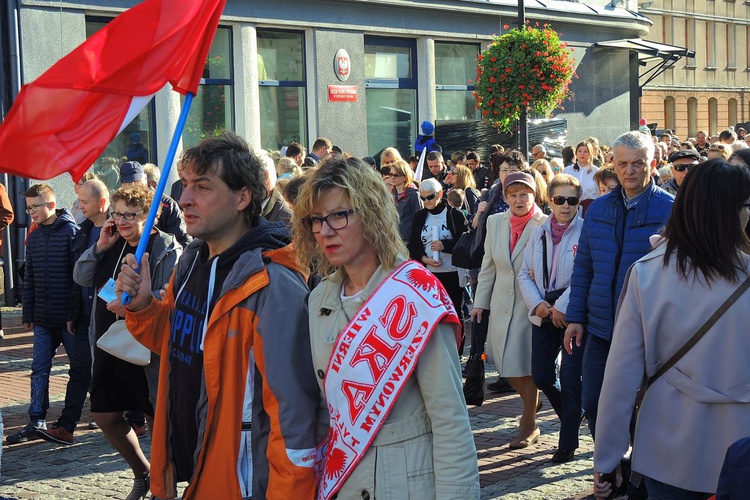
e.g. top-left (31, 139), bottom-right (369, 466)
top-left (328, 85), bottom-right (358, 102)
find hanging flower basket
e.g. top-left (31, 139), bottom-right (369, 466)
top-left (474, 23), bottom-right (576, 132)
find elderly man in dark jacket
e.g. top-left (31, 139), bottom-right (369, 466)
top-left (7, 184), bottom-right (79, 444)
top-left (564, 131), bottom-right (674, 439)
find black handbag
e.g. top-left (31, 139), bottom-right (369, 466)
top-left (452, 230), bottom-right (482, 269)
top-left (462, 315), bottom-right (488, 406)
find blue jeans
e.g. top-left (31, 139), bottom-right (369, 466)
top-left (57, 317), bottom-right (92, 432)
top-left (531, 321), bottom-right (585, 451)
top-left (29, 324), bottom-right (76, 424)
top-left (581, 333), bottom-right (610, 439)
top-left (643, 476), bottom-right (712, 500)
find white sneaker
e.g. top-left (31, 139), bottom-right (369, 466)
top-left (0, 329), bottom-right (4, 339)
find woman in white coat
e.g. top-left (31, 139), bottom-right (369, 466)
top-left (294, 156), bottom-right (480, 500)
top-left (594, 159), bottom-right (750, 499)
top-left (518, 174), bottom-right (584, 463)
top-left (471, 171), bottom-right (547, 448)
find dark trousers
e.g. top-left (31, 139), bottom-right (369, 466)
top-left (643, 477), bottom-right (711, 500)
top-left (58, 317), bottom-right (92, 432)
top-left (581, 333), bottom-right (610, 439)
top-left (531, 321), bottom-right (585, 451)
top-left (435, 271), bottom-right (464, 354)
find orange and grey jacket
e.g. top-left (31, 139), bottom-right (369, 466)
top-left (126, 220), bottom-right (320, 499)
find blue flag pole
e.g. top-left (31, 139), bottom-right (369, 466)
top-left (122, 91), bottom-right (194, 305)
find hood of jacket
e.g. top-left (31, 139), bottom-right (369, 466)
top-left (175, 217), bottom-right (304, 296)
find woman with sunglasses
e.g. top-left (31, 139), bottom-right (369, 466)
top-left (446, 164), bottom-right (481, 214)
top-left (294, 156), bottom-right (480, 499)
top-left (388, 159), bottom-right (422, 242)
top-left (408, 178), bottom-right (469, 353)
top-left (470, 171), bottom-right (547, 448)
top-left (517, 174), bottom-right (584, 463)
top-left (74, 183), bottom-right (181, 500)
top-left (707, 143), bottom-right (732, 161)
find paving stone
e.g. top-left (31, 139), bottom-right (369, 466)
top-left (1, 311), bottom-right (595, 499)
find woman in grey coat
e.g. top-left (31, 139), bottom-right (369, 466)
top-left (594, 160), bottom-right (750, 499)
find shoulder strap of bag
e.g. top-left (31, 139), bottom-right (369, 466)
top-left (541, 233), bottom-right (550, 292)
top-left (648, 273), bottom-right (750, 388)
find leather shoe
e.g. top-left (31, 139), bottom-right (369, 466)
top-left (509, 427), bottom-right (540, 449)
top-left (487, 378), bottom-right (515, 393)
top-left (550, 448), bottom-right (575, 463)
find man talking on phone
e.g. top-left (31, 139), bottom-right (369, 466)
top-left (116, 132), bottom-right (321, 499)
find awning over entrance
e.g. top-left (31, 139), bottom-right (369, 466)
top-left (594, 38), bottom-right (695, 89)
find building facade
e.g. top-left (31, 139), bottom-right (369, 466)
top-left (640, 0), bottom-right (750, 138)
top-left (7, 0), bottom-right (652, 206)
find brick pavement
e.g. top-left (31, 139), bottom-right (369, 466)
top-left (1, 310), bottom-right (597, 499)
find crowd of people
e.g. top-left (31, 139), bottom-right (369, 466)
top-left (2, 121), bottom-right (750, 500)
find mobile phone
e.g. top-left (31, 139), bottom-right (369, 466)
top-left (109, 225), bottom-right (118, 236)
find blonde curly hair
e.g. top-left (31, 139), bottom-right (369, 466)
top-left (293, 156), bottom-right (406, 281)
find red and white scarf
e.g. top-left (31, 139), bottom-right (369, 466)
top-left (316, 260), bottom-right (460, 500)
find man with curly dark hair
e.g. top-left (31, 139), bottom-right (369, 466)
top-left (117, 131), bottom-right (321, 500)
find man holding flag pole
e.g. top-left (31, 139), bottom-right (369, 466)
top-left (0, 0), bottom-right (322, 498)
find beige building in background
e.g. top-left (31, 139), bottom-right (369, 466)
top-left (640, 0), bottom-right (750, 138)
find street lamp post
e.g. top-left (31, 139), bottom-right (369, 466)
top-left (517, 0), bottom-right (529, 157)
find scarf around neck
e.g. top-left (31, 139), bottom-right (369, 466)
top-left (550, 214), bottom-right (571, 245)
top-left (509, 204), bottom-right (538, 253)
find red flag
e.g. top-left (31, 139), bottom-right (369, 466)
top-left (0, 0), bottom-right (226, 181)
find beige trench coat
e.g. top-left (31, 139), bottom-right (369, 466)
top-left (474, 210), bottom-right (547, 377)
top-left (308, 257), bottom-right (480, 499)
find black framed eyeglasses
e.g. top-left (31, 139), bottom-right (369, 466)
top-left (552, 196), bottom-right (580, 206)
top-left (420, 193), bottom-right (439, 201)
top-left (301, 209), bottom-right (356, 234)
top-left (25, 202), bottom-right (51, 214)
top-left (111, 211), bottom-right (143, 221)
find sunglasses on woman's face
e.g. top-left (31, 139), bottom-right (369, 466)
top-left (420, 193), bottom-right (439, 201)
top-left (552, 196), bottom-right (580, 206)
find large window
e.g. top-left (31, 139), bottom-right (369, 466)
top-left (729, 98), bottom-right (738, 127)
top-left (435, 42), bottom-right (480, 123)
top-left (664, 97), bottom-right (676, 131)
top-left (687, 97), bottom-right (698, 137)
top-left (365, 37), bottom-right (417, 158)
top-left (709, 97), bottom-right (718, 134)
top-left (257, 30), bottom-right (307, 154)
top-left (182, 27), bottom-right (234, 149)
top-left (85, 18), bottom-right (156, 191)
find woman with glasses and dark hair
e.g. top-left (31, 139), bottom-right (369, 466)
top-left (408, 178), bottom-right (469, 353)
top-left (73, 183), bottom-right (181, 500)
top-left (387, 159), bottom-right (422, 242)
top-left (593, 159), bottom-right (750, 500)
top-left (293, 156), bottom-right (480, 499)
top-left (468, 151), bottom-right (526, 392)
top-left (517, 174), bottom-right (584, 463)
